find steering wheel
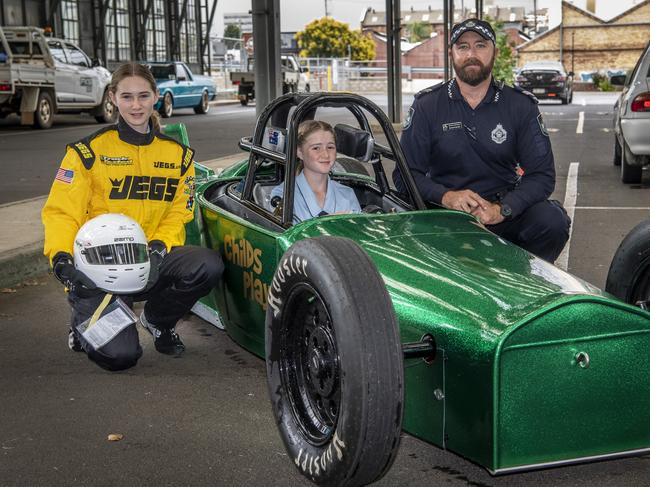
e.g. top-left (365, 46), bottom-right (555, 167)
top-left (362, 204), bottom-right (384, 214)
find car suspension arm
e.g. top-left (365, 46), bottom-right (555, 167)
top-left (402, 336), bottom-right (436, 362)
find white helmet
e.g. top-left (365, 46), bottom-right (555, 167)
top-left (73, 213), bottom-right (150, 293)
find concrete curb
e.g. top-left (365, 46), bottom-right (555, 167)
top-left (0, 242), bottom-right (49, 289)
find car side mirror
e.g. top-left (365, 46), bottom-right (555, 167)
top-left (168, 74), bottom-right (176, 80)
top-left (610, 74), bottom-right (626, 86)
top-left (91, 58), bottom-right (102, 67)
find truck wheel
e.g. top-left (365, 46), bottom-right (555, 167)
top-left (34, 91), bottom-right (54, 129)
top-left (606, 219), bottom-right (650, 308)
top-left (305, 84), bottom-right (311, 93)
top-left (621, 141), bottom-right (642, 184)
top-left (159, 92), bottom-right (173, 118)
top-left (240, 97), bottom-right (249, 106)
top-left (266, 236), bottom-right (404, 487)
top-left (94, 90), bottom-right (117, 123)
top-left (193, 91), bottom-right (210, 114)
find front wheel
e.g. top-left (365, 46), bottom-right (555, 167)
top-left (34, 91), bottom-right (54, 129)
top-left (193, 91), bottom-right (210, 114)
top-left (606, 219), bottom-right (650, 309)
top-left (266, 237), bottom-right (404, 487)
top-left (94, 89), bottom-right (117, 123)
top-left (159, 92), bottom-right (173, 118)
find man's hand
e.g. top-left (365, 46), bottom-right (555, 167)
top-left (147, 240), bottom-right (167, 289)
top-left (474, 202), bottom-right (505, 226)
top-left (52, 252), bottom-right (101, 298)
top-left (441, 190), bottom-right (490, 215)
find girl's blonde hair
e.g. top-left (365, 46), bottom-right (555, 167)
top-left (108, 62), bottom-right (161, 133)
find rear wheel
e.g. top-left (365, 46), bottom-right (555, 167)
top-left (193, 91), bottom-right (210, 114)
top-left (266, 237), bottom-right (404, 486)
top-left (606, 219), bottom-right (650, 309)
top-left (159, 92), bottom-right (173, 118)
top-left (621, 141), bottom-right (642, 184)
top-left (34, 91), bottom-right (54, 129)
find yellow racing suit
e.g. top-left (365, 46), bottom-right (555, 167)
top-left (42, 120), bottom-right (195, 264)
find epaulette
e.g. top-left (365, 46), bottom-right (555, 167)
top-left (512, 85), bottom-right (539, 104)
top-left (414, 81), bottom-right (446, 99)
top-left (67, 124), bottom-right (116, 170)
top-left (180, 146), bottom-right (195, 177)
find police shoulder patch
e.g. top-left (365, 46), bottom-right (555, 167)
top-left (537, 113), bottom-right (549, 137)
top-left (513, 85), bottom-right (539, 104)
top-left (403, 106), bottom-right (415, 130)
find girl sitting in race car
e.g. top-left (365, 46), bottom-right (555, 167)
top-left (271, 120), bottom-right (361, 223)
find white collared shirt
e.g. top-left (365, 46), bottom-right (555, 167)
top-left (271, 172), bottom-right (361, 223)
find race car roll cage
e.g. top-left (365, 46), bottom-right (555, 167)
top-left (238, 92), bottom-right (427, 226)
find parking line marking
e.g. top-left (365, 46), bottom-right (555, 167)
top-left (576, 111), bottom-right (584, 134)
top-left (556, 162), bottom-right (579, 271)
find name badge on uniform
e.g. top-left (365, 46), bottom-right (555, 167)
top-left (442, 122), bottom-right (462, 132)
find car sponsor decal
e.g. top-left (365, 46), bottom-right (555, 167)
top-left (295, 432), bottom-right (346, 477)
top-left (223, 235), bottom-right (269, 310)
top-left (100, 155), bottom-right (133, 166)
top-left (108, 176), bottom-right (178, 201)
top-left (80, 77), bottom-right (93, 93)
top-left (537, 113), bottom-right (549, 137)
top-left (268, 252), bottom-right (309, 318)
top-left (55, 168), bottom-right (74, 184)
top-left (491, 123), bottom-right (507, 144)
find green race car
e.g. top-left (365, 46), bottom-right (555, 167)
top-left (178, 92), bottom-right (650, 487)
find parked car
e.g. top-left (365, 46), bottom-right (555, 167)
top-left (0, 26), bottom-right (115, 129)
top-left (611, 41), bottom-right (650, 184)
top-left (515, 61), bottom-right (573, 104)
top-left (147, 61), bottom-right (216, 118)
top-left (178, 92), bottom-right (650, 486)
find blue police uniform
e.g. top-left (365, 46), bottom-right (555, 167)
top-left (395, 78), bottom-right (570, 262)
top-left (272, 172), bottom-right (361, 224)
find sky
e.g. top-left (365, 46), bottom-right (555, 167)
top-left (213, 0), bottom-right (640, 36)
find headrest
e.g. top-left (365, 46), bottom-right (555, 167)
top-left (261, 127), bottom-right (286, 153)
top-left (334, 124), bottom-right (375, 163)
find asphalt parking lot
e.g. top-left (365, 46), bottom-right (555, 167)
top-left (2, 93), bottom-right (650, 486)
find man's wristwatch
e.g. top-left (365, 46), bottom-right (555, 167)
top-left (499, 202), bottom-right (512, 219)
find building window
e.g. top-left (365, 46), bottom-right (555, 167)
top-left (179, 0), bottom-right (198, 63)
top-left (106, 0), bottom-right (131, 62)
top-left (61, 0), bottom-right (79, 44)
top-left (146, 0), bottom-right (167, 61)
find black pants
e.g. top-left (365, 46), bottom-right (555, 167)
top-left (487, 200), bottom-right (571, 263)
top-left (69, 245), bottom-right (224, 371)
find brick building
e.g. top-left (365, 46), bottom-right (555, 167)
top-left (516, 0), bottom-right (650, 76)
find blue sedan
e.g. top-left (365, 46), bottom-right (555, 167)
top-left (148, 61), bottom-right (217, 118)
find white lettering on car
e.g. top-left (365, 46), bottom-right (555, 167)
top-left (293, 432), bottom-right (346, 477)
top-left (268, 253), bottom-right (309, 318)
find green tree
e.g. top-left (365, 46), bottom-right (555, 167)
top-left (485, 17), bottom-right (515, 86)
top-left (223, 23), bottom-right (241, 49)
top-left (406, 21), bottom-right (431, 43)
top-left (296, 17), bottom-right (375, 61)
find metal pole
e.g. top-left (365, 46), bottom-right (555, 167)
top-left (251, 0), bottom-right (281, 118)
top-left (443, 0), bottom-right (449, 81)
top-left (533, 0), bottom-right (537, 35)
top-left (385, 0), bottom-right (402, 123)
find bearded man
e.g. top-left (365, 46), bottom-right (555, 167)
top-left (395, 19), bottom-right (571, 263)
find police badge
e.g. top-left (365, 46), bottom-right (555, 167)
top-left (491, 123), bottom-right (507, 144)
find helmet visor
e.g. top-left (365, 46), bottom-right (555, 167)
top-left (82, 243), bottom-right (149, 265)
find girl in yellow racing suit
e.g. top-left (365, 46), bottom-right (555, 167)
top-left (42, 62), bottom-right (223, 371)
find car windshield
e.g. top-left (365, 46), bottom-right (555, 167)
top-left (150, 64), bottom-right (175, 79)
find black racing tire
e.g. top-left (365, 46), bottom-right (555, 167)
top-left (266, 236), bottom-right (404, 487)
top-left (160, 92), bottom-right (173, 118)
top-left (193, 91), bottom-right (210, 114)
top-left (94, 89), bottom-right (117, 123)
top-left (606, 219), bottom-right (650, 307)
top-left (621, 141), bottom-right (642, 184)
top-left (34, 90), bottom-right (54, 129)
top-left (614, 136), bottom-right (622, 167)
top-left (332, 157), bottom-right (370, 177)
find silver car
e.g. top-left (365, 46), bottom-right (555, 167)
top-left (613, 41), bottom-right (650, 184)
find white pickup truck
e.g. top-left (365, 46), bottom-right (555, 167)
top-left (0, 26), bottom-right (115, 129)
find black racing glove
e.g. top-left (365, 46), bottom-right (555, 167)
top-left (52, 252), bottom-right (101, 298)
top-left (146, 240), bottom-right (167, 289)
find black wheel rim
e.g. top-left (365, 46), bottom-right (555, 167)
top-left (280, 283), bottom-right (341, 446)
